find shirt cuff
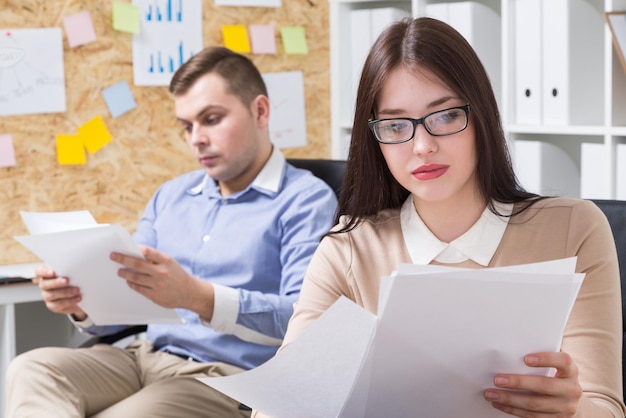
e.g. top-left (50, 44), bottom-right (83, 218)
top-left (68, 313), bottom-right (95, 331)
top-left (200, 284), bottom-right (283, 346)
top-left (200, 283), bottom-right (239, 333)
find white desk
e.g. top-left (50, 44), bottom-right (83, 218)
top-left (0, 264), bottom-right (83, 417)
top-left (0, 282), bottom-right (42, 416)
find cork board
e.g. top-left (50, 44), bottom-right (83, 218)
top-left (0, 0), bottom-right (330, 264)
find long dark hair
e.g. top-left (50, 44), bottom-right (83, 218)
top-left (335, 17), bottom-right (537, 232)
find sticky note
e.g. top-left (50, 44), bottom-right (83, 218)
top-left (222, 25), bottom-right (251, 53)
top-left (280, 26), bottom-right (308, 54)
top-left (249, 24), bottom-right (276, 54)
top-left (63, 10), bottom-right (97, 47)
top-left (56, 134), bottom-right (86, 165)
top-left (0, 134), bottom-right (17, 167)
top-left (79, 115), bottom-right (112, 154)
top-left (102, 80), bottom-right (136, 118)
top-left (112, 1), bottom-right (140, 34)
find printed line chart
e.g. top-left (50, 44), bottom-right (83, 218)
top-left (132, 0), bottom-right (203, 86)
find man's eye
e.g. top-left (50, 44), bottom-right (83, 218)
top-left (204, 116), bottom-right (222, 125)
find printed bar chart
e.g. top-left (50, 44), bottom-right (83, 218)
top-left (132, 0), bottom-right (202, 86)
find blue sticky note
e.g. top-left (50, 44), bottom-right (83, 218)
top-left (102, 80), bottom-right (136, 118)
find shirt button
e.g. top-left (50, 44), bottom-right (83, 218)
top-left (202, 235), bottom-right (210, 242)
top-left (221, 199), bottom-right (228, 205)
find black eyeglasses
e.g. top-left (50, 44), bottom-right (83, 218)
top-left (368, 104), bottom-right (471, 144)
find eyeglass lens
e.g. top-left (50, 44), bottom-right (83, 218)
top-left (371, 106), bottom-right (468, 143)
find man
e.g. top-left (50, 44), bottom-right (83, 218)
top-left (5, 46), bottom-right (337, 418)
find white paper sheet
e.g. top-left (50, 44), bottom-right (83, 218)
top-left (0, 28), bottom-right (66, 116)
top-left (199, 259), bottom-right (583, 418)
top-left (19, 210), bottom-right (97, 234)
top-left (14, 212), bottom-right (180, 325)
top-left (262, 71), bottom-right (307, 149)
top-left (199, 297), bottom-right (376, 418)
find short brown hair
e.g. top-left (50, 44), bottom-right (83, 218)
top-left (169, 46), bottom-right (268, 106)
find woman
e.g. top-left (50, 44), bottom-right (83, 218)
top-left (259, 17), bottom-right (625, 417)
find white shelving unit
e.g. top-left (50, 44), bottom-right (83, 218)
top-left (329, 0), bottom-right (626, 199)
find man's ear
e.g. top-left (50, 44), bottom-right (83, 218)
top-left (252, 94), bottom-right (270, 128)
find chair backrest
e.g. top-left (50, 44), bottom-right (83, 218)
top-left (591, 199), bottom-right (626, 400)
top-left (287, 158), bottom-right (346, 199)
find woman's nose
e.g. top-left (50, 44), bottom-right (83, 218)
top-left (411, 124), bottom-right (437, 155)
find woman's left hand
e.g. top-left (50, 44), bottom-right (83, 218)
top-left (483, 351), bottom-right (583, 417)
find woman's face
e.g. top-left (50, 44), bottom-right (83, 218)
top-left (375, 66), bottom-right (479, 208)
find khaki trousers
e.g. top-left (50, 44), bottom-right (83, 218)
top-left (5, 340), bottom-right (251, 418)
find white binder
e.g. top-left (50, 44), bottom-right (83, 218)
top-left (448, 2), bottom-right (501, 101)
top-left (350, 8), bottom-right (372, 114)
top-left (370, 7), bottom-right (409, 40)
top-left (513, 139), bottom-right (580, 198)
top-left (425, 2), bottom-right (501, 101)
top-left (580, 142), bottom-right (610, 199)
top-left (514, 0), bottom-right (542, 125)
top-left (541, 0), bottom-right (603, 125)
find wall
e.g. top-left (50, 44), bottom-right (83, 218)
top-left (0, 0), bottom-right (330, 264)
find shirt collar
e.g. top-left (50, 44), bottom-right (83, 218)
top-left (400, 196), bottom-right (513, 266)
top-left (186, 146), bottom-right (285, 197)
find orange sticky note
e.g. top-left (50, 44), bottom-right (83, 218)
top-left (78, 115), bottom-right (112, 154)
top-left (222, 25), bottom-right (251, 53)
top-left (56, 134), bottom-right (86, 165)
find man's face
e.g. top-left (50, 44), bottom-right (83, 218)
top-left (174, 72), bottom-right (269, 194)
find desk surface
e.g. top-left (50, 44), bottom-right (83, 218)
top-left (0, 282), bottom-right (42, 305)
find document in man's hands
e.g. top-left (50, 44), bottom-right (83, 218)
top-left (14, 210), bottom-right (181, 325)
top-left (198, 258), bottom-right (583, 418)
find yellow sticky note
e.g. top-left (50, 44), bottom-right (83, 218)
top-left (280, 26), bottom-right (308, 55)
top-left (112, 1), bottom-right (140, 34)
top-left (222, 25), bottom-right (251, 53)
top-left (79, 115), bottom-right (112, 154)
top-left (56, 134), bottom-right (86, 165)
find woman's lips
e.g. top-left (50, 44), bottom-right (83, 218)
top-left (412, 164), bottom-right (449, 180)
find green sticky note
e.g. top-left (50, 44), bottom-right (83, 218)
top-left (280, 26), bottom-right (308, 55)
top-left (112, 1), bottom-right (140, 34)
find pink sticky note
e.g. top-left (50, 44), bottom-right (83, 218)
top-left (0, 134), bottom-right (17, 167)
top-left (63, 11), bottom-right (97, 48)
top-left (249, 25), bottom-right (276, 55)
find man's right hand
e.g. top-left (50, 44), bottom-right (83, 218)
top-left (36, 266), bottom-right (87, 321)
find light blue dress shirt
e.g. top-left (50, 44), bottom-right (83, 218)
top-left (78, 149), bottom-right (337, 369)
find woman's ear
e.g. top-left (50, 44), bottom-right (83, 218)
top-left (252, 94), bottom-right (270, 128)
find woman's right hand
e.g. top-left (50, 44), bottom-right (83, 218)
top-left (36, 265), bottom-right (87, 320)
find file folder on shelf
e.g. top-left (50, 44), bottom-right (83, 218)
top-left (580, 142), bottom-right (611, 199)
top-left (514, 0), bottom-right (542, 125)
top-left (426, 2), bottom-right (501, 102)
top-left (513, 139), bottom-right (580, 198)
top-left (541, 0), bottom-right (603, 126)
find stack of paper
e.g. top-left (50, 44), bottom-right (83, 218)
top-left (199, 258), bottom-right (583, 418)
top-left (14, 210), bottom-right (180, 325)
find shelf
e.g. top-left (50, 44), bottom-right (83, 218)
top-left (330, 0), bottom-right (623, 197)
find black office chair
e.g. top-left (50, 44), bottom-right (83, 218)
top-left (591, 199), bottom-right (626, 402)
top-left (79, 158), bottom-right (347, 348)
top-left (287, 158), bottom-right (346, 198)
